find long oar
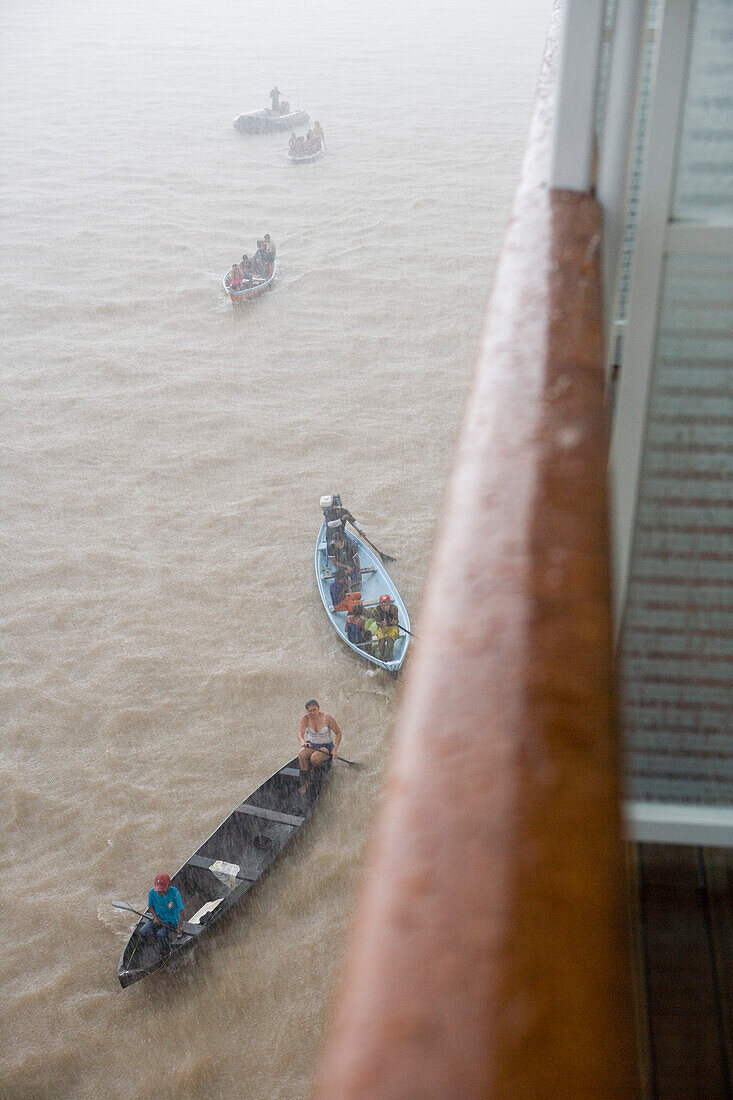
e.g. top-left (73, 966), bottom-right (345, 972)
top-left (331, 754), bottom-right (360, 767)
top-left (112, 900), bottom-right (179, 933)
top-left (355, 529), bottom-right (396, 564)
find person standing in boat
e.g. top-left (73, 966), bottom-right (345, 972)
top-left (252, 241), bottom-right (268, 277)
top-left (263, 233), bottom-right (275, 277)
top-left (312, 120), bottom-right (325, 149)
top-left (139, 873), bottom-right (184, 953)
top-left (320, 494), bottom-right (367, 550)
top-left (297, 699), bottom-right (342, 793)
top-left (269, 86), bottom-right (281, 113)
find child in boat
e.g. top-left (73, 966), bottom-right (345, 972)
top-left (363, 611), bottom-right (379, 655)
top-left (346, 602), bottom-right (366, 645)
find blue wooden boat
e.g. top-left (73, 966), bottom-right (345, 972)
top-left (315, 523), bottom-right (410, 674)
top-left (117, 756), bottom-right (330, 987)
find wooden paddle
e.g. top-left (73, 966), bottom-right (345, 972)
top-left (302, 750), bottom-right (361, 768)
top-left (353, 529), bottom-right (396, 564)
top-left (112, 901), bottom-right (182, 935)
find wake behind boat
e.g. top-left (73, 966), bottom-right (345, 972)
top-left (117, 756), bottom-right (330, 987)
top-left (315, 523), bottom-right (410, 675)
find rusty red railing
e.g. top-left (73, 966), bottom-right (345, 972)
top-left (316, 11), bottom-right (637, 1098)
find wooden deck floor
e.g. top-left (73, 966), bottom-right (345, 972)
top-left (629, 843), bottom-right (733, 1099)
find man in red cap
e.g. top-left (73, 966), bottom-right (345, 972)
top-left (139, 873), bottom-right (184, 954)
top-left (375, 594), bottom-right (400, 661)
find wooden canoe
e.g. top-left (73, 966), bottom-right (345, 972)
top-left (223, 262), bottom-right (276, 303)
top-left (315, 523), bottom-right (410, 675)
top-left (117, 756), bottom-right (330, 987)
top-left (234, 108), bottom-right (309, 134)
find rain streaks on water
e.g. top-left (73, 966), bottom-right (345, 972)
top-left (0, 1), bottom-right (551, 1096)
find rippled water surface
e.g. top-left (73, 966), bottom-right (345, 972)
top-left (1, 1), bottom-right (551, 1096)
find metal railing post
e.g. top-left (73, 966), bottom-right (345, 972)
top-left (549, 0), bottom-right (607, 192)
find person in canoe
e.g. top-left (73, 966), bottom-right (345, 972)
top-left (252, 241), bottom-right (269, 277)
top-left (329, 533), bottom-right (361, 591)
top-left (374, 594), bottom-right (400, 661)
top-left (139, 873), bottom-right (184, 954)
top-left (227, 264), bottom-right (244, 290)
top-left (263, 233), bottom-right (275, 276)
top-left (320, 494), bottom-right (367, 549)
top-left (346, 601), bottom-right (366, 645)
top-left (269, 86), bottom-right (281, 113)
top-left (297, 699), bottom-right (342, 792)
top-left (312, 120), bottom-right (325, 149)
top-left (330, 567), bottom-right (349, 611)
top-left (289, 132), bottom-right (298, 154)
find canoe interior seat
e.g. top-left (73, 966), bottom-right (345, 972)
top-left (234, 802), bottom-right (305, 827)
top-left (181, 920), bottom-right (208, 935)
top-left (280, 767), bottom-right (301, 778)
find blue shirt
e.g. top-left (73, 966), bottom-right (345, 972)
top-left (330, 577), bottom-right (347, 607)
top-left (147, 886), bottom-right (183, 926)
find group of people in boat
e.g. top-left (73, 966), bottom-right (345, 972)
top-left (289, 121), bottom-right (324, 158)
top-left (322, 494), bottom-right (402, 662)
top-left (226, 234), bottom-right (276, 290)
top-left (139, 698), bottom-right (341, 954)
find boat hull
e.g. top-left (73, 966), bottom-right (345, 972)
top-left (222, 262), bottom-right (276, 303)
top-left (287, 146), bottom-right (323, 164)
top-left (315, 523), bottom-right (410, 673)
top-left (234, 109), bottom-right (309, 134)
top-left (117, 756), bottom-right (330, 986)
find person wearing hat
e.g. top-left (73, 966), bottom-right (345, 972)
top-left (139, 873), bottom-right (184, 952)
top-left (375, 594), bottom-right (400, 661)
top-left (320, 494), bottom-right (365, 549)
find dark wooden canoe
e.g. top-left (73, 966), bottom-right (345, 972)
top-left (117, 756), bottom-right (330, 987)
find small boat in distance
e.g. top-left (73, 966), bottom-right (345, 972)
top-left (234, 106), bottom-right (308, 134)
top-left (223, 261), bottom-right (276, 304)
top-left (315, 524), bottom-right (410, 675)
top-left (287, 144), bottom-right (324, 164)
top-left (118, 756), bottom-right (330, 987)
